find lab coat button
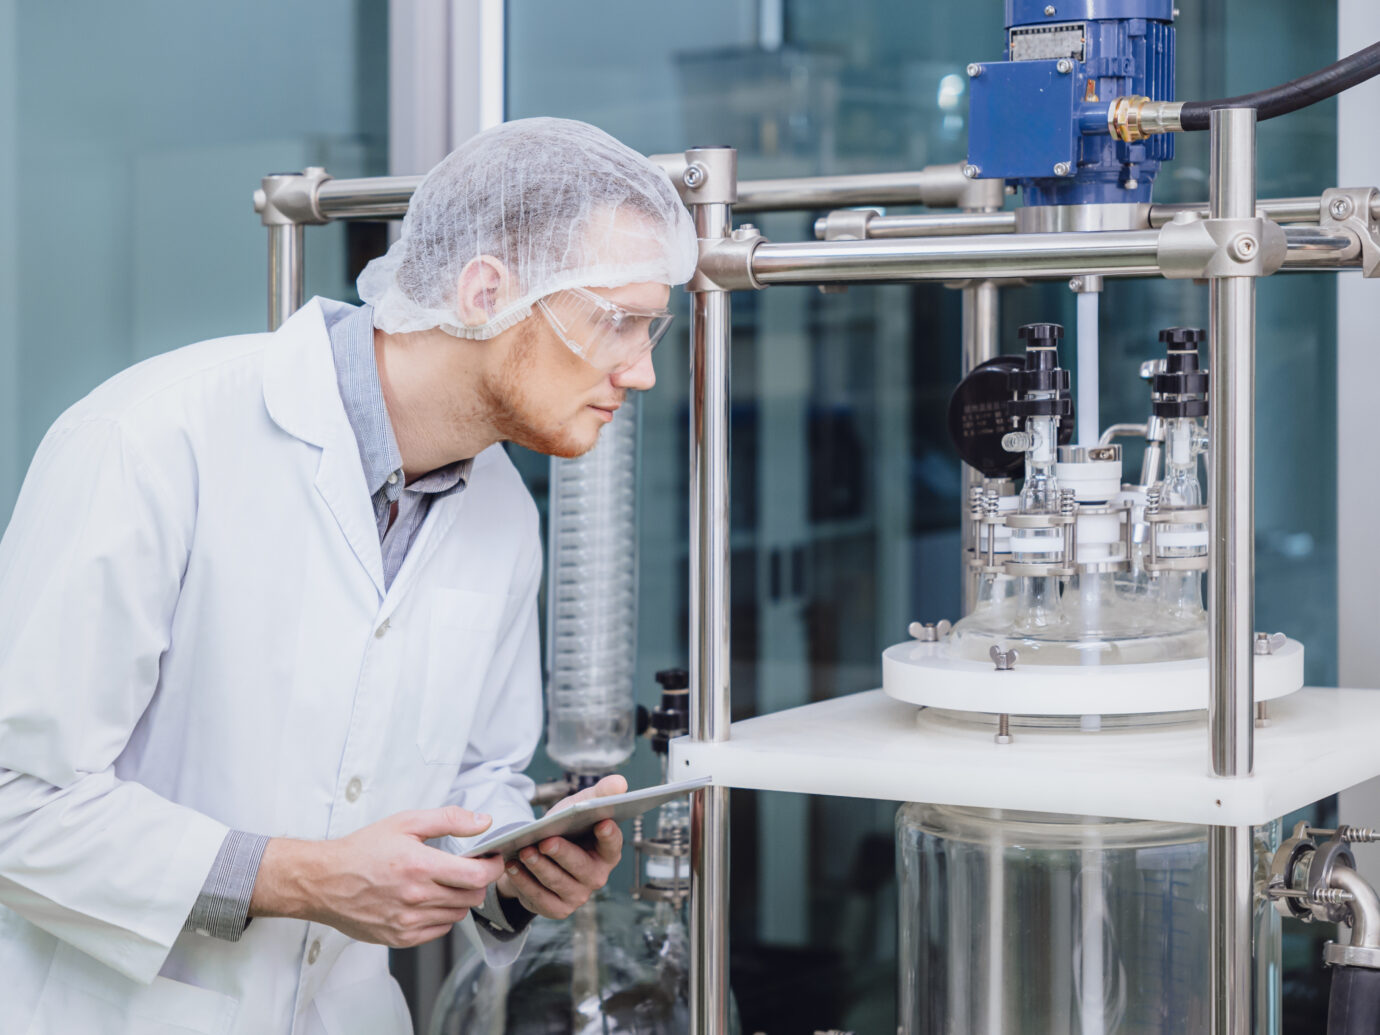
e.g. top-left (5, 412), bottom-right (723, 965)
top-left (307, 939), bottom-right (321, 964)
top-left (375, 619), bottom-right (390, 638)
top-left (346, 777), bottom-right (362, 802)
top-left (387, 472), bottom-right (399, 485)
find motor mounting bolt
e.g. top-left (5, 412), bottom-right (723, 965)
top-left (1044, 4), bottom-right (1056, 14)
top-left (962, 163), bottom-right (981, 179)
top-left (1330, 197), bottom-right (1354, 220)
top-left (1056, 58), bottom-right (1073, 74)
top-left (1229, 234), bottom-right (1259, 261)
top-left (967, 63), bottom-right (983, 78)
top-left (1053, 162), bottom-right (1072, 177)
top-left (1124, 177), bottom-right (1139, 190)
top-left (682, 163), bottom-right (707, 189)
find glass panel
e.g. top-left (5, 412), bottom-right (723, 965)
top-left (507, 3), bottom-right (1337, 1030)
top-left (0, 0), bottom-right (388, 520)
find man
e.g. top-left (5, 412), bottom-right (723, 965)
top-left (0, 117), bottom-right (698, 1034)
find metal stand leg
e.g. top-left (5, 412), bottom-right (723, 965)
top-left (960, 280), bottom-right (999, 614)
top-left (685, 146), bottom-right (737, 1035)
top-left (267, 223), bottom-right (303, 331)
top-left (1206, 107), bottom-right (1259, 1035)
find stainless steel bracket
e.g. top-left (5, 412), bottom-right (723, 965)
top-left (254, 167), bottom-right (333, 227)
top-left (1320, 187), bottom-right (1380, 277)
top-left (688, 225), bottom-right (765, 293)
top-left (1156, 212), bottom-right (1288, 279)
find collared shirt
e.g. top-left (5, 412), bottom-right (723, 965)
top-left (329, 303), bottom-right (471, 588)
top-left (186, 303), bottom-right (511, 941)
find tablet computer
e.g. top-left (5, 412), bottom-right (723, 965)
top-left (461, 776), bottom-right (712, 861)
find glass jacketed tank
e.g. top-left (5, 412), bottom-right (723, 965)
top-left (896, 803), bottom-right (1282, 1035)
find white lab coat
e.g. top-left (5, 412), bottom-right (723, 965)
top-left (0, 298), bottom-right (543, 1034)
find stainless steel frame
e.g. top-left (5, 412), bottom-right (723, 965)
top-left (254, 129), bottom-right (1375, 1030)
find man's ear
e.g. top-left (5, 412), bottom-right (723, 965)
top-left (455, 256), bottom-right (511, 328)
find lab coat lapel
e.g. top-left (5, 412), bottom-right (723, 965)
top-left (262, 299), bottom-right (387, 598)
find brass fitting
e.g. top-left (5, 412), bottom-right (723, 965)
top-left (1107, 96), bottom-right (1184, 143)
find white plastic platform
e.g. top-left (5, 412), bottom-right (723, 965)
top-left (668, 686), bottom-right (1380, 826)
top-left (882, 637), bottom-right (1304, 715)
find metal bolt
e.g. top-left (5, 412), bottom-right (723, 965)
top-left (1254, 631), bottom-right (1287, 655)
top-left (1044, 4), bottom-right (1056, 14)
top-left (1145, 487), bottom-right (1161, 515)
top-left (1005, 185), bottom-right (1018, 195)
top-left (995, 712), bottom-right (1013, 744)
top-left (1255, 701), bottom-right (1270, 728)
top-left (731, 223), bottom-right (760, 241)
top-left (1330, 196), bottom-right (1354, 220)
top-left (1229, 234), bottom-right (1259, 261)
top-left (1124, 177), bottom-right (1139, 190)
top-left (962, 164), bottom-right (981, 179)
top-left (908, 619), bottom-right (953, 643)
top-left (682, 163), bottom-right (706, 189)
top-left (984, 489), bottom-right (1001, 517)
top-left (1056, 58), bottom-right (1073, 74)
top-left (1339, 826), bottom-right (1380, 843)
top-left (967, 63), bottom-right (983, 78)
top-left (1053, 162), bottom-right (1072, 177)
top-left (1060, 488), bottom-right (1077, 515)
top-left (1314, 887), bottom-right (1357, 906)
top-left (990, 645), bottom-right (1018, 671)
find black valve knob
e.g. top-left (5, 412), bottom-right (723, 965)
top-left (1158, 326), bottom-right (1206, 346)
top-left (1019, 322), bottom-right (1064, 345)
top-left (648, 668), bottom-right (690, 755)
top-left (1153, 326), bottom-right (1209, 417)
top-left (1010, 323), bottom-right (1072, 418)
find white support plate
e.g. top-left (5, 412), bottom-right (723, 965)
top-left (668, 686), bottom-right (1380, 826)
top-left (882, 637), bottom-right (1304, 715)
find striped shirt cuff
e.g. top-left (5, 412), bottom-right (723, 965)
top-left (183, 830), bottom-right (270, 942)
top-left (472, 883), bottom-right (534, 940)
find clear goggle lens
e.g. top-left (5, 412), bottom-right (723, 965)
top-left (536, 286), bottom-right (674, 374)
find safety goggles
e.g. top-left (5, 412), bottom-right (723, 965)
top-left (536, 286), bottom-right (675, 374)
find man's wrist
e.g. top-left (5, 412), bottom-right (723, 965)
top-left (249, 837), bottom-right (322, 921)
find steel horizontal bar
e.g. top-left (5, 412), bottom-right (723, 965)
top-left (750, 230), bottom-right (1163, 283)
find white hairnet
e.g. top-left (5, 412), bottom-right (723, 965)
top-left (358, 117), bottom-right (698, 339)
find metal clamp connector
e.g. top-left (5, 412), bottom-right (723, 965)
top-left (254, 167), bottom-right (333, 227)
top-left (1157, 214), bottom-right (1288, 279)
top-left (1320, 187), bottom-right (1380, 278)
top-left (687, 226), bottom-right (766, 292)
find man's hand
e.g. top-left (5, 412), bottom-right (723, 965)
top-left (497, 774), bottom-right (627, 919)
top-left (250, 807), bottom-right (505, 949)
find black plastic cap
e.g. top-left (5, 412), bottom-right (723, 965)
top-left (1019, 323), bottom-right (1064, 344)
top-left (1159, 326), bottom-right (1206, 346)
top-left (655, 668), bottom-right (689, 691)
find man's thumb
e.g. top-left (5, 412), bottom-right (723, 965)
top-left (400, 806), bottom-right (493, 840)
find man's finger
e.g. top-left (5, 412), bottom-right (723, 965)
top-left (396, 805), bottom-right (493, 841)
top-left (504, 861), bottom-right (567, 916)
top-left (517, 847), bottom-right (583, 898)
top-left (425, 847), bottom-right (506, 890)
top-left (549, 774), bottom-right (629, 814)
top-left (535, 836), bottom-right (602, 884)
top-left (592, 819), bottom-right (623, 865)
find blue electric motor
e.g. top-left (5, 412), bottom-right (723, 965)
top-left (966, 0), bottom-right (1175, 208)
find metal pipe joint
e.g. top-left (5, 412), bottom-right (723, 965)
top-left (1320, 187), bottom-right (1380, 277)
top-left (689, 225), bottom-right (765, 292)
top-left (254, 167), bottom-right (332, 227)
top-left (1157, 211), bottom-right (1289, 279)
top-left (1108, 96), bottom-right (1185, 142)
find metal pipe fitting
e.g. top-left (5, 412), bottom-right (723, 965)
top-left (1334, 866), bottom-right (1380, 950)
top-left (1108, 96), bottom-right (1186, 142)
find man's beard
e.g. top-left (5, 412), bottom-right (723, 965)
top-left (479, 325), bottom-right (596, 459)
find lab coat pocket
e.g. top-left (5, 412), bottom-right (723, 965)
top-left (29, 942), bottom-right (238, 1035)
top-left (419, 588), bottom-right (504, 765)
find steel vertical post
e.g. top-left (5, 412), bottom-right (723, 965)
top-left (1206, 106), bottom-right (1258, 1035)
top-left (685, 146), bottom-right (736, 1035)
top-left (960, 281), bottom-right (1000, 614)
top-left (267, 223), bottom-right (304, 331)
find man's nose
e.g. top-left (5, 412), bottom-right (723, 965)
top-left (611, 349), bottom-right (656, 392)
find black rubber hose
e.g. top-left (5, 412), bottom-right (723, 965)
top-left (1179, 41), bottom-right (1380, 130)
top-left (1328, 965), bottom-right (1380, 1035)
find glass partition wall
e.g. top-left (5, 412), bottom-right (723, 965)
top-left (507, 1), bottom-right (1340, 1031)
